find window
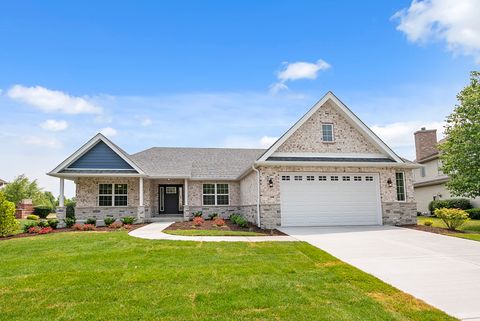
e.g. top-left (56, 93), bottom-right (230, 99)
top-left (330, 176), bottom-right (339, 181)
top-left (354, 176), bottom-right (362, 181)
top-left (165, 187), bottom-right (177, 194)
top-left (342, 176), bottom-right (350, 181)
top-left (98, 184), bottom-right (128, 206)
top-left (281, 175), bottom-right (290, 181)
top-left (294, 175), bottom-right (303, 181)
top-left (322, 123), bottom-right (334, 142)
top-left (396, 172), bottom-right (406, 201)
top-left (306, 175), bottom-right (314, 181)
top-left (420, 167), bottom-right (426, 177)
top-left (202, 183), bottom-right (229, 205)
top-left (365, 176), bottom-right (374, 181)
top-left (319, 175), bottom-right (327, 181)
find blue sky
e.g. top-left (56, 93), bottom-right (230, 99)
top-left (1, 0), bottom-right (479, 196)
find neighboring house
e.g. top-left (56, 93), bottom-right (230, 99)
top-left (0, 178), bottom-right (8, 189)
top-left (48, 92), bottom-right (418, 228)
top-left (413, 128), bottom-right (480, 213)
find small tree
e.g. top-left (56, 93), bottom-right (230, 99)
top-left (3, 174), bottom-right (44, 205)
top-left (434, 208), bottom-right (469, 231)
top-left (439, 71), bottom-right (480, 198)
top-left (0, 191), bottom-right (19, 237)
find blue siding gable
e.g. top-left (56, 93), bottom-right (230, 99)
top-left (68, 141), bottom-right (135, 170)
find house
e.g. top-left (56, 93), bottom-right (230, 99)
top-left (48, 92), bottom-right (418, 228)
top-left (413, 128), bottom-right (480, 213)
top-left (0, 179), bottom-right (8, 189)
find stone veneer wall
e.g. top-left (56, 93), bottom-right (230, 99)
top-left (276, 100), bottom-right (381, 154)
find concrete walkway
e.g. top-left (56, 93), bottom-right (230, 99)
top-left (128, 222), bottom-right (297, 242)
top-left (280, 225), bottom-right (480, 321)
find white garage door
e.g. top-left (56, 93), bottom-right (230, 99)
top-left (280, 173), bottom-right (382, 226)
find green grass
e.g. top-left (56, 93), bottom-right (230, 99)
top-left (418, 216), bottom-right (480, 233)
top-left (0, 232), bottom-right (453, 321)
top-left (163, 229), bottom-right (265, 236)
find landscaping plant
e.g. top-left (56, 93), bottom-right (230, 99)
top-left (108, 222), bottom-right (123, 229)
top-left (26, 214), bottom-right (39, 220)
top-left (423, 219), bottom-right (433, 226)
top-left (47, 219), bottom-right (59, 229)
top-left (0, 191), bottom-right (19, 237)
top-left (72, 223), bottom-right (84, 231)
top-left (38, 220), bottom-right (49, 228)
top-left (28, 226), bottom-right (41, 234)
top-left (64, 216), bottom-right (76, 228)
top-left (82, 224), bottom-right (96, 231)
top-left (38, 227), bottom-right (53, 234)
top-left (33, 206), bottom-right (52, 219)
top-left (466, 208), bottom-right (480, 220)
top-left (121, 216), bottom-right (135, 225)
top-left (103, 217), bottom-right (116, 226)
top-left (208, 213), bottom-right (218, 220)
top-left (434, 208), bottom-right (469, 230)
top-left (193, 211), bottom-right (203, 218)
top-left (193, 217), bottom-right (204, 226)
top-left (23, 221), bottom-right (39, 233)
top-left (213, 218), bottom-right (225, 227)
top-left (86, 217), bottom-right (97, 225)
top-left (428, 198), bottom-right (471, 214)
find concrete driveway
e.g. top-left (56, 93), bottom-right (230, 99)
top-left (280, 226), bottom-right (480, 321)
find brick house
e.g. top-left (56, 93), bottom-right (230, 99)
top-left (48, 92), bottom-right (418, 228)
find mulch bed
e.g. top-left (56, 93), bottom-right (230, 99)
top-left (406, 224), bottom-right (465, 236)
top-left (0, 224), bottom-right (147, 241)
top-left (164, 219), bottom-right (286, 236)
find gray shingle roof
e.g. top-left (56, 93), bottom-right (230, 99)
top-left (130, 147), bottom-right (265, 180)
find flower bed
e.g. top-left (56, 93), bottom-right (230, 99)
top-left (164, 219), bottom-right (285, 236)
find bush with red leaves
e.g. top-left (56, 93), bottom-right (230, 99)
top-left (193, 217), bottom-right (204, 226)
top-left (28, 226), bottom-right (41, 234)
top-left (72, 223), bottom-right (84, 231)
top-left (82, 224), bottom-right (96, 231)
top-left (38, 227), bottom-right (53, 234)
top-left (213, 218), bottom-right (225, 227)
top-left (108, 222), bottom-right (123, 229)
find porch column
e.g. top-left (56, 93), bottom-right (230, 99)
top-left (139, 177), bottom-right (144, 206)
top-left (59, 178), bottom-right (65, 207)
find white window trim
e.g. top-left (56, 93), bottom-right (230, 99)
top-left (321, 123), bottom-right (335, 143)
top-left (97, 183), bottom-right (128, 207)
top-left (202, 183), bottom-right (230, 206)
top-left (395, 172), bottom-right (407, 202)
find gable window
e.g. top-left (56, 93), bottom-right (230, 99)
top-left (322, 123), bottom-right (334, 142)
top-left (202, 183), bottom-right (229, 206)
top-left (98, 183), bottom-right (128, 206)
top-left (395, 172), bottom-right (406, 201)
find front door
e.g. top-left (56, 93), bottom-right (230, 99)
top-left (159, 185), bottom-right (183, 214)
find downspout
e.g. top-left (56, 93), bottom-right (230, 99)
top-left (251, 165), bottom-right (261, 228)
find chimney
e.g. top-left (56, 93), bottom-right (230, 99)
top-left (414, 128), bottom-right (438, 161)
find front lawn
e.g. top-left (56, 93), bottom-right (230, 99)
top-left (417, 216), bottom-right (480, 242)
top-left (163, 229), bottom-right (265, 236)
top-left (0, 232), bottom-right (452, 320)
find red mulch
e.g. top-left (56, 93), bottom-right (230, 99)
top-left (406, 224), bottom-right (465, 235)
top-left (0, 224), bottom-right (147, 241)
top-left (165, 219), bottom-right (286, 236)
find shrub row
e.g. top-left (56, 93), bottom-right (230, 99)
top-left (229, 213), bottom-right (248, 228)
top-left (428, 198), bottom-right (472, 214)
top-left (23, 219), bottom-right (59, 233)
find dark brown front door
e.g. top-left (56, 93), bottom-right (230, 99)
top-left (159, 185), bottom-right (183, 214)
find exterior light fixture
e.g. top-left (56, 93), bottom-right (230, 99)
top-left (387, 178), bottom-right (393, 187)
top-left (268, 177), bottom-right (274, 188)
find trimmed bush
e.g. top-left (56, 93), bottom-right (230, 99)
top-left (64, 217), bottom-right (76, 228)
top-left (83, 224), bottom-right (95, 231)
top-left (229, 213), bottom-right (241, 224)
top-left (193, 217), bottom-right (204, 226)
top-left (38, 220), bottom-right (49, 228)
top-left (428, 198), bottom-right (472, 214)
top-left (0, 191), bottom-right (19, 237)
top-left (236, 217), bottom-right (248, 228)
top-left (47, 219), bottom-right (59, 229)
top-left (66, 202), bottom-right (75, 219)
top-left (193, 211), bottom-right (203, 218)
top-left (86, 217), bottom-right (97, 225)
top-left (23, 220), bottom-right (38, 233)
top-left (121, 216), bottom-right (135, 225)
top-left (423, 219), bottom-right (433, 226)
top-left (26, 214), bottom-right (39, 221)
top-left (434, 208), bottom-right (469, 230)
top-left (72, 223), bottom-right (84, 231)
top-left (103, 217), bottom-right (116, 226)
top-left (33, 206), bottom-right (52, 219)
top-left (38, 227), bottom-right (53, 234)
top-left (213, 218), bottom-right (225, 227)
top-left (109, 222), bottom-right (123, 229)
top-left (28, 226), bottom-right (41, 234)
top-left (466, 208), bottom-right (480, 220)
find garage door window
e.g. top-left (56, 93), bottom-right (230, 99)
top-left (294, 175), bottom-right (303, 181)
top-left (319, 175), bottom-right (327, 181)
top-left (331, 176), bottom-right (339, 181)
top-left (281, 175), bottom-right (290, 181)
top-left (396, 172), bottom-right (406, 201)
top-left (342, 176), bottom-right (350, 181)
top-left (354, 176), bottom-right (362, 181)
top-left (306, 175), bottom-right (314, 181)
top-left (366, 176), bottom-right (374, 181)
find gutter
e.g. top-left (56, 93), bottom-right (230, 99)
top-left (251, 165), bottom-right (261, 228)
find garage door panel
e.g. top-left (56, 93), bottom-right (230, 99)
top-left (280, 173), bottom-right (381, 226)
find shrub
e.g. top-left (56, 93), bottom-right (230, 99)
top-left (66, 200), bottom-right (76, 219)
top-left (72, 223), bottom-right (84, 231)
top-left (434, 208), bottom-right (469, 230)
top-left (0, 191), bottom-right (19, 237)
top-left (423, 219), bottom-right (434, 226)
top-left (213, 218), bottom-right (225, 227)
top-left (109, 222), bottom-right (123, 229)
top-left (229, 213), bottom-right (241, 224)
top-left (86, 217), bottom-right (97, 225)
top-left (26, 214), bottom-right (39, 221)
top-left (33, 206), bottom-right (52, 219)
top-left (38, 220), bottom-right (49, 228)
top-left (193, 217), bottom-right (204, 226)
top-left (121, 216), bottom-right (135, 225)
top-left (38, 227), bottom-right (53, 234)
top-left (103, 217), bottom-right (116, 226)
top-left (429, 198), bottom-right (472, 214)
top-left (193, 211), bottom-right (203, 218)
top-left (64, 217), bottom-right (76, 228)
top-left (23, 220), bottom-right (38, 233)
top-left (236, 217), bottom-right (248, 228)
top-left (466, 208), bottom-right (480, 220)
top-left (83, 224), bottom-right (95, 231)
top-left (208, 213), bottom-right (219, 220)
top-left (28, 226), bottom-right (41, 234)
top-left (47, 219), bottom-right (59, 229)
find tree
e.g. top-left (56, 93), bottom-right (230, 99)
top-left (439, 71), bottom-right (480, 198)
top-left (0, 191), bottom-right (18, 237)
top-left (2, 174), bottom-right (54, 207)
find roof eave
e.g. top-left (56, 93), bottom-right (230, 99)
top-left (255, 160), bottom-right (421, 169)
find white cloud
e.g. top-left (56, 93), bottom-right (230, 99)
top-left (6, 85), bottom-right (103, 114)
top-left (393, 0), bottom-right (480, 62)
top-left (100, 127), bottom-right (118, 137)
top-left (24, 136), bottom-right (63, 149)
top-left (139, 117), bottom-right (152, 127)
top-left (40, 119), bottom-right (68, 131)
top-left (259, 136), bottom-right (278, 148)
top-left (270, 59), bottom-right (330, 93)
